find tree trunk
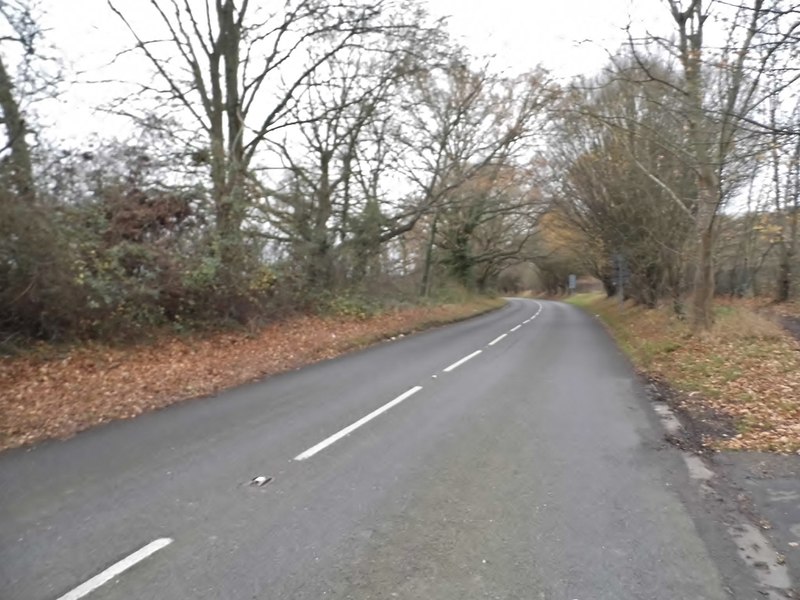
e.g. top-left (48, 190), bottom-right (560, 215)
top-left (679, 0), bottom-right (716, 332)
top-left (210, 0), bottom-right (248, 284)
top-left (601, 276), bottom-right (617, 298)
top-left (420, 211), bottom-right (438, 296)
top-left (777, 248), bottom-right (791, 303)
top-left (788, 208), bottom-right (798, 301)
top-left (777, 136), bottom-right (800, 302)
top-left (306, 151), bottom-right (334, 291)
top-left (449, 227), bottom-right (474, 288)
top-left (0, 54), bottom-right (34, 201)
top-left (692, 215), bottom-right (715, 329)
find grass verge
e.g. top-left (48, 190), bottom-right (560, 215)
top-left (566, 293), bottom-right (800, 453)
top-left (0, 297), bottom-right (505, 451)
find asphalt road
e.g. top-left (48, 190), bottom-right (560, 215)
top-left (0, 299), bottom-right (755, 599)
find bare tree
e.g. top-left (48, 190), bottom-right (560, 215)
top-left (770, 95), bottom-right (800, 301)
top-left (641, 0), bottom-right (799, 328)
top-left (435, 163), bottom-right (545, 291)
top-left (0, 0), bottom-right (40, 200)
top-left (390, 59), bottom-right (554, 294)
top-left (260, 35), bottom-right (432, 291)
top-left (551, 58), bottom-right (696, 307)
top-left (108, 0), bottom-right (425, 278)
top-left (267, 52), bottom-right (554, 295)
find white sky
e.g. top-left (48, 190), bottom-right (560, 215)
top-left (428, 0), bottom-right (662, 77)
top-left (34, 0), bottom-right (673, 143)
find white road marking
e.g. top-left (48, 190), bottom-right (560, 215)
top-left (294, 386), bottom-right (423, 461)
top-left (523, 319), bottom-right (531, 323)
top-left (510, 324), bottom-right (521, 332)
top-left (56, 538), bottom-right (172, 600)
top-left (296, 300), bottom-right (542, 461)
top-left (488, 333), bottom-right (507, 346)
top-left (443, 350), bottom-right (482, 372)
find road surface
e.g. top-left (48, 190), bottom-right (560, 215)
top-left (0, 299), bottom-right (755, 599)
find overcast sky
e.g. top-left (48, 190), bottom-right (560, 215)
top-left (428, 0), bottom-right (666, 77)
top-left (35, 0), bottom-right (673, 143)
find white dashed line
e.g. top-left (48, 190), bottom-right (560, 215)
top-left (510, 324), bottom-right (521, 332)
top-left (443, 350), bottom-right (482, 373)
top-left (296, 301), bottom-right (544, 461)
top-left (488, 333), bottom-right (507, 346)
top-left (294, 386), bottom-right (423, 461)
top-left (56, 538), bottom-right (173, 600)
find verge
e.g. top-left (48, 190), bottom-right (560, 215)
top-left (566, 293), bottom-right (800, 454)
top-left (0, 297), bottom-right (506, 451)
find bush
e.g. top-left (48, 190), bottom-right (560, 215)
top-left (0, 195), bottom-right (85, 340)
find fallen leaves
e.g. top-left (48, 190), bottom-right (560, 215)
top-left (0, 299), bottom-right (503, 451)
